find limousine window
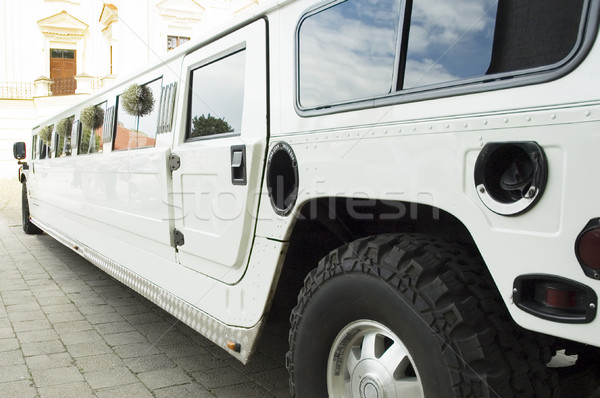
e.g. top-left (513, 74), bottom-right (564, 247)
top-left (32, 135), bottom-right (38, 160)
top-left (79, 102), bottom-right (107, 155)
top-left (298, 0), bottom-right (402, 108)
top-left (38, 125), bottom-right (53, 159)
top-left (187, 49), bottom-right (246, 140)
top-left (55, 116), bottom-right (74, 157)
top-left (298, 0), bottom-right (586, 109)
top-left (403, 0), bottom-right (497, 89)
top-left (115, 78), bottom-right (162, 150)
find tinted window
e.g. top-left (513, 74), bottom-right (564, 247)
top-left (403, 0), bottom-right (497, 89)
top-left (38, 125), bottom-right (53, 159)
top-left (55, 116), bottom-right (74, 158)
top-left (298, 0), bottom-right (586, 109)
top-left (298, 0), bottom-right (402, 108)
top-left (79, 102), bottom-right (106, 155)
top-left (115, 79), bottom-right (162, 150)
top-left (32, 135), bottom-right (38, 160)
top-left (187, 50), bottom-right (245, 140)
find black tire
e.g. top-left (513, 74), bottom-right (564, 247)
top-left (287, 233), bottom-right (557, 398)
top-left (21, 182), bottom-right (42, 235)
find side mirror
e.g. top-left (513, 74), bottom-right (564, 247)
top-left (13, 142), bottom-right (26, 160)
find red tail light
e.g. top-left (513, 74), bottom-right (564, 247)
top-left (576, 219), bottom-right (600, 279)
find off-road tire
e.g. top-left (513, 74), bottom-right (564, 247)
top-left (287, 233), bottom-right (557, 397)
top-left (22, 182), bottom-right (42, 235)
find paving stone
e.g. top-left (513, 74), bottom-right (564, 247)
top-left (38, 381), bottom-right (94, 398)
top-left (113, 342), bottom-right (160, 359)
top-left (0, 364), bottom-right (29, 383)
top-left (173, 354), bottom-right (226, 373)
top-left (2, 295), bottom-right (37, 306)
top-left (21, 340), bottom-right (65, 357)
top-left (137, 367), bottom-right (192, 389)
top-left (122, 312), bottom-right (161, 325)
top-left (192, 366), bottom-right (249, 389)
top-left (135, 321), bottom-right (173, 340)
top-left (114, 304), bottom-right (153, 316)
top-left (0, 337), bottom-right (20, 352)
top-left (53, 320), bottom-right (94, 335)
top-left (5, 303), bottom-right (41, 313)
top-left (12, 319), bottom-right (52, 333)
top-left (17, 328), bottom-right (60, 343)
top-left (104, 297), bottom-right (144, 308)
top-left (95, 382), bottom-right (154, 398)
top-left (79, 305), bottom-right (115, 316)
top-left (41, 303), bottom-right (78, 315)
top-left (151, 330), bottom-right (192, 346)
top-left (31, 366), bottom-right (84, 387)
top-left (103, 330), bottom-right (147, 347)
top-left (211, 382), bottom-right (271, 398)
top-left (0, 379), bottom-right (37, 398)
top-left (86, 312), bottom-right (126, 325)
top-left (83, 367), bottom-right (139, 389)
top-left (249, 367), bottom-right (290, 393)
top-left (94, 321), bottom-right (136, 335)
top-left (25, 352), bottom-right (74, 370)
top-left (8, 310), bottom-right (46, 322)
top-left (60, 329), bottom-right (103, 345)
top-left (47, 311), bottom-right (85, 324)
top-left (66, 341), bottom-right (113, 358)
top-left (0, 349), bottom-right (25, 366)
top-left (160, 342), bottom-right (209, 359)
top-left (0, 326), bottom-right (14, 339)
top-left (154, 383), bottom-right (213, 398)
top-left (75, 353), bottom-right (124, 373)
top-left (37, 295), bottom-right (72, 306)
top-left (69, 296), bottom-right (106, 307)
top-left (123, 353), bottom-right (176, 373)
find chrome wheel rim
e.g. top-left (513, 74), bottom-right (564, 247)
top-left (327, 320), bottom-right (424, 398)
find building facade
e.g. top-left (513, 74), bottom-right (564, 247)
top-left (0, 0), bottom-right (264, 177)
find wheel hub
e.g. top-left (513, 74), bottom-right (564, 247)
top-left (359, 375), bottom-right (383, 398)
top-left (327, 320), bottom-right (424, 398)
top-left (353, 360), bottom-right (390, 398)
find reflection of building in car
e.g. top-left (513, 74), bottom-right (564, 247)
top-left (114, 123), bottom-right (156, 150)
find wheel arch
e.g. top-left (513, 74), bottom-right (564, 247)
top-left (268, 196), bottom-right (484, 322)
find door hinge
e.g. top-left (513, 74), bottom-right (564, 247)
top-left (168, 153), bottom-right (181, 172)
top-left (173, 228), bottom-right (185, 247)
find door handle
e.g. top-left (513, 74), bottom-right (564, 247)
top-left (231, 145), bottom-right (246, 185)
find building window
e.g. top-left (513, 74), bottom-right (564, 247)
top-left (187, 50), bottom-right (246, 140)
top-left (168, 35), bottom-right (190, 51)
top-left (50, 49), bottom-right (77, 96)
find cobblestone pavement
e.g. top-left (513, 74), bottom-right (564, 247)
top-left (0, 179), bottom-right (291, 398)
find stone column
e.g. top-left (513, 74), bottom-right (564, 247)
top-left (33, 76), bottom-right (53, 97)
top-left (101, 74), bottom-right (118, 90)
top-left (75, 73), bottom-right (93, 94)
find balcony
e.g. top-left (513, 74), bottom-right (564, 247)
top-left (51, 77), bottom-right (77, 96)
top-left (0, 77), bottom-right (106, 99)
top-left (0, 81), bottom-right (33, 99)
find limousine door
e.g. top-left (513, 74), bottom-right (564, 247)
top-left (171, 20), bottom-right (267, 284)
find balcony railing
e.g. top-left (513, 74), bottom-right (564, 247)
top-left (0, 81), bottom-right (33, 99)
top-left (0, 77), bottom-right (106, 99)
top-left (51, 77), bottom-right (77, 96)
